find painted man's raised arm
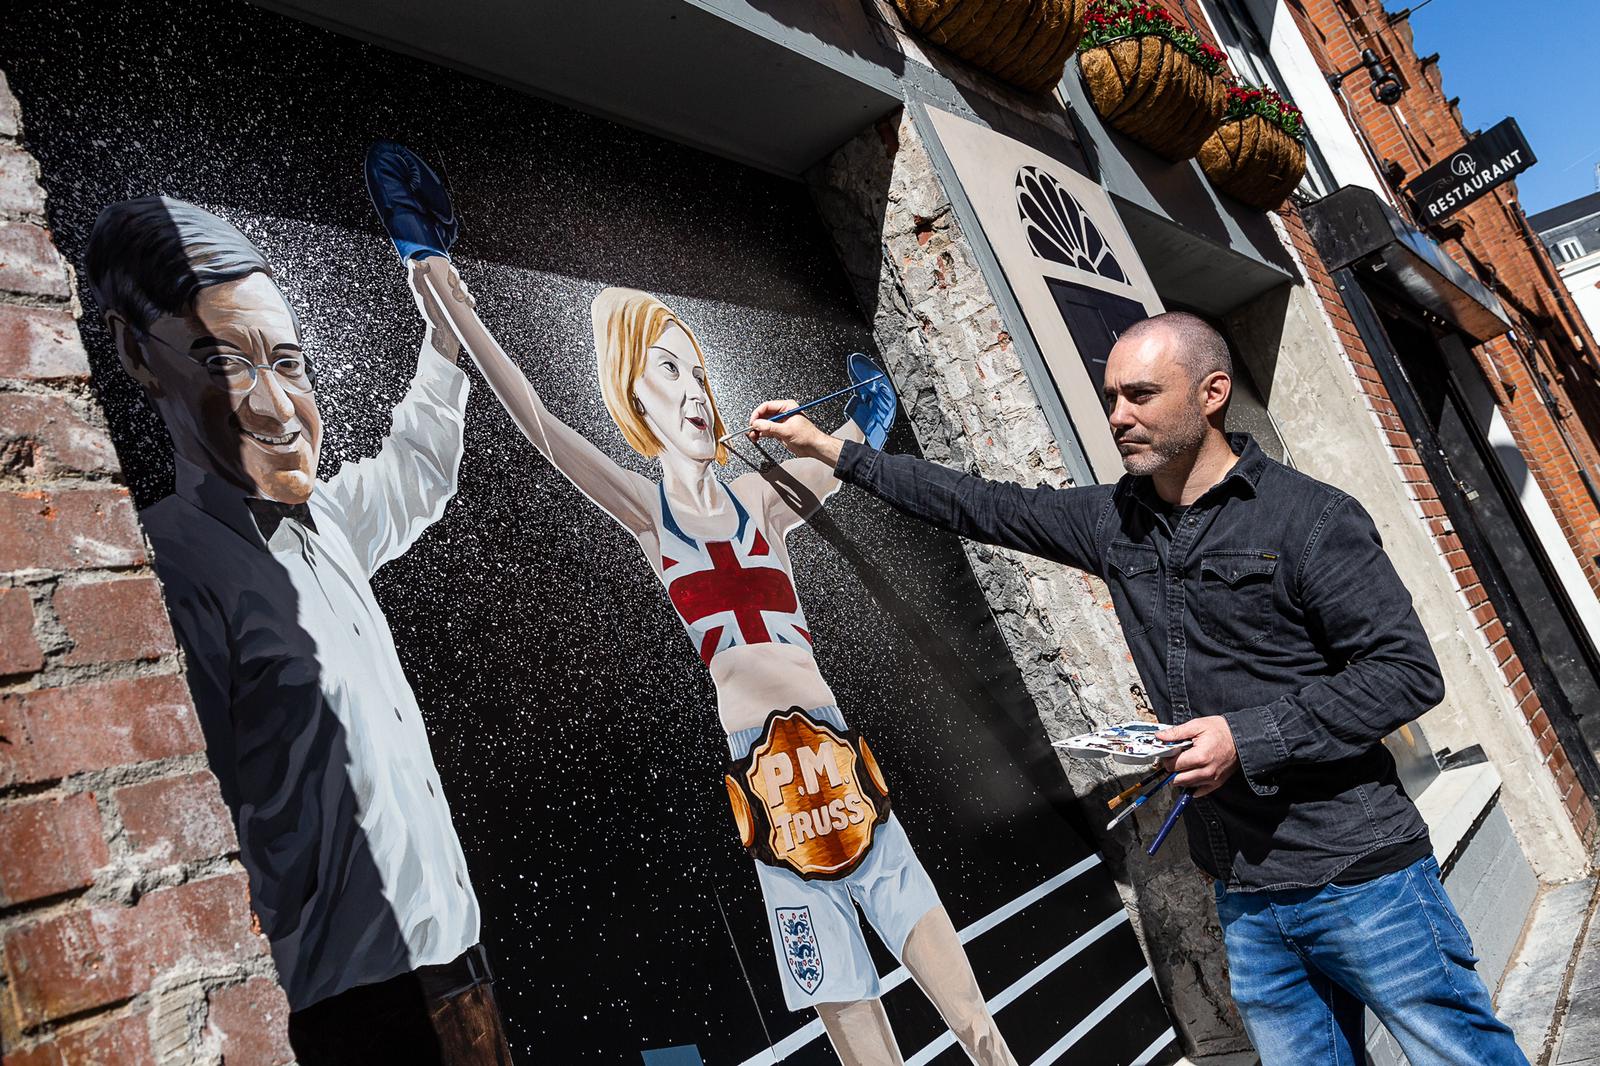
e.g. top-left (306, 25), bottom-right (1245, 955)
top-left (318, 301), bottom-right (469, 576)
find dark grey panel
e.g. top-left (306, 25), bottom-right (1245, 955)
top-left (1117, 199), bottom-right (1296, 316)
top-left (249, 0), bottom-right (902, 177)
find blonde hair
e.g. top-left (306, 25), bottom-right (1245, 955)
top-left (592, 287), bottom-right (729, 464)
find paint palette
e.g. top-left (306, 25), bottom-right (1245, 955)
top-left (1053, 722), bottom-right (1192, 764)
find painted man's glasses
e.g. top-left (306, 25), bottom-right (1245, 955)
top-left (198, 351), bottom-right (314, 396)
top-left (140, 329), bottom-right (315, 396)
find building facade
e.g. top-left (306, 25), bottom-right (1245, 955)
top-left (1534, 191), bottom-right (1600, 342)
top-left (1285, 0), bottom-right (1600, 822)
top-left (0, 1), bottom-right (1595, 1063)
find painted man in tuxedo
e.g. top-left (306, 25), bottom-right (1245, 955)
top-left (87, 196), bottom-right (510, 1065)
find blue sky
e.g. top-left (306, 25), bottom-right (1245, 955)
top-left (1403, 0), bottom-right (1600, 214)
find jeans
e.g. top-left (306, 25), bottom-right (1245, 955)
top-left (1214, 857), bottom-right (1528, 1066)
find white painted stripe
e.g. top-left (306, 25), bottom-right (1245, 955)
top-left (735, 1020), bottom-right (825, 1066)
top-left (1028, 968), bottom-right (1154, 1066)
top-left (956, 853), bottom-right (1103, 945)
top-left (879, 853), bottom-right (1105, 998)
top-left (903, 909), bottom-right (1130, 1066)
top-left (1129, 1027), bottom-right (1177, 1066)
top-left (902, 1031), bottom-right (955, 1065)
top-left (734, 856), bottom-right (1105, 1066)
top-left (989, 909), bottom-right (1128, 1013)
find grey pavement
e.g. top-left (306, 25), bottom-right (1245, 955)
top-left (1552, 886), bottom-right (1600, 1066)
top-left (1500, 878), bottom-right (1599, 1063)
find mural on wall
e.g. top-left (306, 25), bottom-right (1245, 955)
top-left (3, 1), bottom-right (1175, 1063)
top-left (82, 192), bottom-right (506, 1061)
top-left (367, 134), bottom-right (1019, 1062)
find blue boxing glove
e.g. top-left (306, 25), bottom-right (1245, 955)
top-left (365, 140), bottom-right (458, 261)
top-left (844, 353), bottom-right (897, 450)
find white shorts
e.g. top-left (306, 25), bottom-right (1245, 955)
top-left (729, 706), bottom-right (942, 1010)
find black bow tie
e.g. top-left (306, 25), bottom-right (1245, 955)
top-left (246, 497), bottom-right (317, 539)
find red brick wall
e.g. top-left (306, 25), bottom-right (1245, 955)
top-left (0, 69), bottom-right (293, 1065)
top-left (1290, 0), bottom-right (1600, 597)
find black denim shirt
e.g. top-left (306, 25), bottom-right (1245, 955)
top-left (837, 433), bottom-right (1443, 891)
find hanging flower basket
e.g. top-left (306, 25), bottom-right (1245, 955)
top-left (1075, 1), bottom-right (1230, 162)
top-left (891, 0), bottom-right (1089, 95)
top-left (1199, 86), bottom-right (1309, 210)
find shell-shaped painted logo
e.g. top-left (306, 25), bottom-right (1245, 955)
top-left (1016, 165), bottom-right (1129, 284)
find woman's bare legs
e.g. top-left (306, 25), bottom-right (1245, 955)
top-left (901, 906), bottom-right (1018, 1066)
top-left (817, 999), bottom-right (905, 1066)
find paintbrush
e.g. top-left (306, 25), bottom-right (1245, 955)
top-left (1105, 771), bottom-right (1177, 831)
top-left (1107, 767), bottom-right (1169, 811)
top-left (718, 374), bottom-right (887, 446)
top-left (1146, 790), bottom-right (1193, 856)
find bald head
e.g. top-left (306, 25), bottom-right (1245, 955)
top-left (1103, 312), bottom-right (1234, 477)
top-left (1118, 312), bottom-right (1232, 385)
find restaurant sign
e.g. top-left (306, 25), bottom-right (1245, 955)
top-left (1406, 117), bottom-right (1536, 222)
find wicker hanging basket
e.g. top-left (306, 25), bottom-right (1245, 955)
top-left (1078, 34), bottom-right (1228, 162)
top-left (1198, 114), bottom-right (1308, 211)
top-left (892, 0), bottom-right (1089, 94)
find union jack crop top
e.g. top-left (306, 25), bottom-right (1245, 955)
top-left (653, 481), bottom-right (812, 665)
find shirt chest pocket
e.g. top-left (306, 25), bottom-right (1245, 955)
top-left (1106, 541), bottom-right (1161, 636)
top-left (1196, 550), bottom-right (1279, 648)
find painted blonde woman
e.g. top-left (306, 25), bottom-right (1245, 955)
top-left (368, 140), bottom-right (1016, 1066)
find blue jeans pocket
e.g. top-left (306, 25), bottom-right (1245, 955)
top-left (1415, 859), bottom-right (1477, 959)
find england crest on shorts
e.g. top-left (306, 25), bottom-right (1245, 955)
top-left (776, 906), bottom-right (823, 996)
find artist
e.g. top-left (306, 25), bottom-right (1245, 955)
top-left (747, 312), bottom-right (1528, 1066)
top-left (86, 197), bottom-right (510, 1065)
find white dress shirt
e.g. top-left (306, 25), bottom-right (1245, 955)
top-left (141, 350), bottom-right (479, 1010)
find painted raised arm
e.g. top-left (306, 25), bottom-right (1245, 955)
top-left (411, 257), bottom-right (654, 537)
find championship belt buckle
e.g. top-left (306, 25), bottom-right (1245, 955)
top-left (725, 707), bottom-right (891, 881)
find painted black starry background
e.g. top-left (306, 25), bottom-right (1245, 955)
top-left (2, 1), bottom-right (1169, 1061)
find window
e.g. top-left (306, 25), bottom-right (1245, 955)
top-left (1558, 238), bottom-right (1586, 262)
top-left (1199, 0), bottom-right (1336, 198)
top-left (1046, 278), bottom-right (1148, 395)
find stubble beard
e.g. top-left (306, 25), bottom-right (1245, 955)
top-left (1120, 407), bottom-right (1210, 477)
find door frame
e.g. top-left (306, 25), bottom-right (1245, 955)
top-left (1338, 268), bottom-right (1600, 799)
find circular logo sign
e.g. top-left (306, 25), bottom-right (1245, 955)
top-left (1450, 153), bottom-right (1478, 177)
